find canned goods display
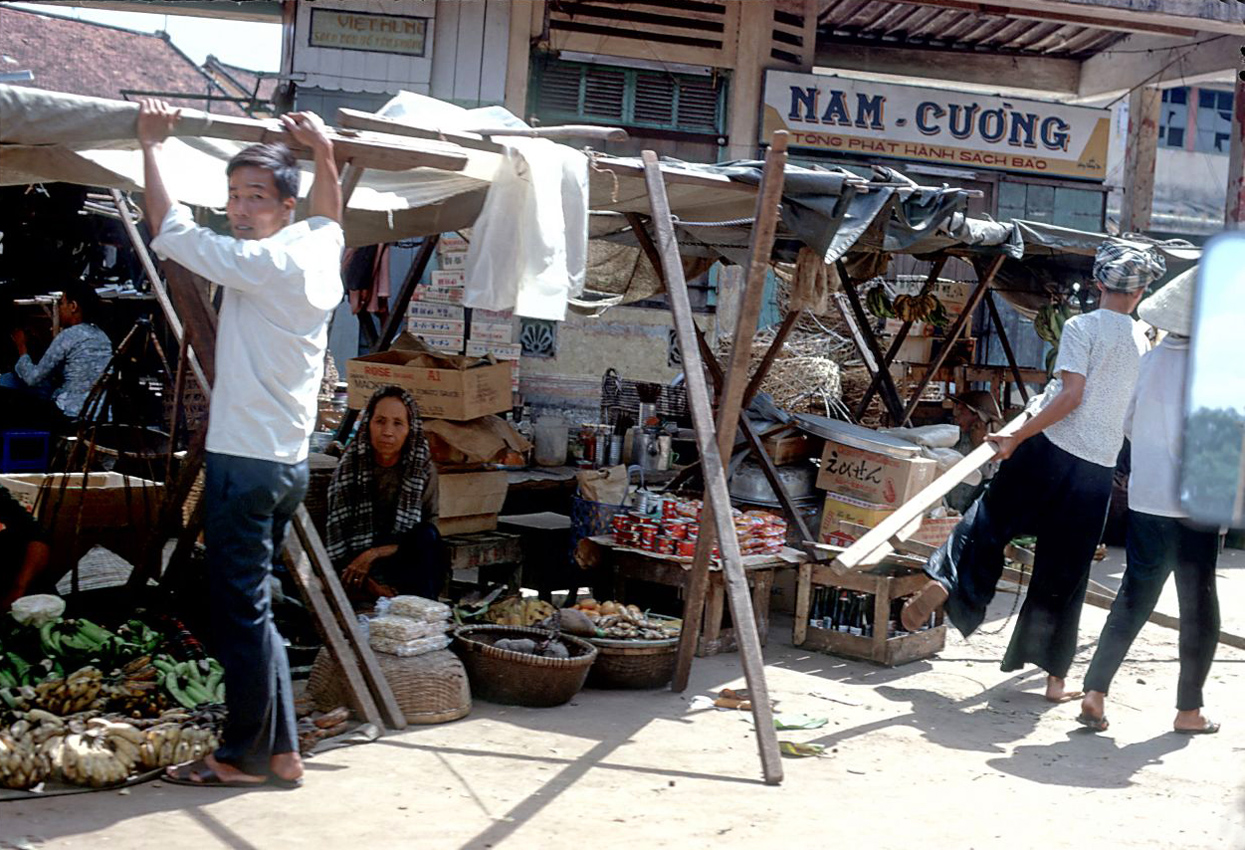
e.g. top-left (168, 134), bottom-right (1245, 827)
top-left (675, 539), bottom-right (696, 557)
top-left (614, 531), bottom-right (636, 548)
top-left (638, 525), bottom-right (658, 547)
top-left (661, 499), bottom-right (680, 520)
top-left (654, 536), bottom-right (676, 555)
top-left (663, 519), bottom-right (689, 539)
top-left (611, 514), bottom-right (634, 534)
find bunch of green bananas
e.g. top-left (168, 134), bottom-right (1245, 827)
top-left (153, 656), bottom-right (224, 709)
top-left (1035, 302), bottom-right (1075, 345)
top-left (866, 286), bottom-right (896, 319)
top-left (1035, 302), bottom-right (1076, 377)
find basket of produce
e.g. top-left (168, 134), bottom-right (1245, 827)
top-left (308, 647), bottom-right (471, 725)
top-left (567, 599), bottom-right (683, 690)
top-left (452, 625), bottom-right (596, 707)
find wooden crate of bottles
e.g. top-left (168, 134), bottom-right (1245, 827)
top-left (793, 562), bottom-right (945, 666)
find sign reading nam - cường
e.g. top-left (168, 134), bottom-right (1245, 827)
top-left (761, 70), bottom-right (1110, 180)
top-left (309, 8), bottom-right (428, 57)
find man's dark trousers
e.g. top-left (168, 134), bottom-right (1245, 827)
top-left (204, 451), bottom-right (308, 774)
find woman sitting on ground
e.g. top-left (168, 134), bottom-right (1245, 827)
top-left (4, 278), bottom-right (112, 429)
top-left (325, 385), bottom-right (445, 601)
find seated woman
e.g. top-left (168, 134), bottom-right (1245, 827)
top-left (4, 279), bottom-right (113, 430)
top-left (325, 386), bottom-right (446, 601)
top-left (0, 485), bottom-right (52, 611)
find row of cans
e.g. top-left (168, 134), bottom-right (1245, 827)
top-left (611, 513), bottom-right (716, 557)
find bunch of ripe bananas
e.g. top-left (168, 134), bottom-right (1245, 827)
top-left (865, 286), bottom-right (950, 326)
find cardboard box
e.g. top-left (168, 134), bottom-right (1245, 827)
top-left (0, 472), bottom-right (163, 530)
top-left (469, 322), bottom-right (515, 344)
top-left (438, 252), bottom-right (466, 270)
top-left (412, 333), bottom-right (464, 354)
top-left (414, 283), bottom-right (465, 305)
top-left (431, 270), bottom-right (464, 287)
top-left (471, 308), bottom-right (514, 323)
top-left (408, 302), bottom-right (465, 322)
top-left (408, 317), bottom-right (466, 336)
top-left (439, 234), bottom-right (469, 254)
top-left (347, 337), bottom-right (514, 419)
top-left (893, 336), bottom-right (934, 364)
top-left (816, 492), bottom-right (926, 545)
top-left (761, 431), bottom-right (818, 466)
top-left (466, 341), bottom-right (521, 360)
top-left (435, 514), bottom-right (497, 535)
top-left (816, 441), bottom-right (937, 506)
top-left (437, 470), bottom-right (508, 519)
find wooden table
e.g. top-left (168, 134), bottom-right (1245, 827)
top-left (578, 535), bottom-right (803, 657)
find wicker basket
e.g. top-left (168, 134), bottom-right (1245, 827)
top-left (452, 625), bottom-right (597, 707)
top-left (585, 616), bottom-right (680, 689)
top-left (307, 647), bottom-right (471, 725)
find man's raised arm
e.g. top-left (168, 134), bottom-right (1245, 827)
top-left (280, 112), bottom-right (342, 224)
top-left (136, 98), bottom-right (182, 237)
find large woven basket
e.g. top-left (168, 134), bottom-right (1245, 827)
top-left (452, 625), bottom-right (597, 707)
top-left (585, 616), bottom-right (680, 690)
top-left (307, 646), bottom-right (471, 725)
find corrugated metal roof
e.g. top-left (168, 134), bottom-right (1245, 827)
top-left (818, 0), bottom-right (1127, 58)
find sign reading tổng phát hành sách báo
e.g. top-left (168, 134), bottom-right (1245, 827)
top-left (761, 70), bottom-right (1110, 180)
top-left (309, 8), bottom-right (428, 57)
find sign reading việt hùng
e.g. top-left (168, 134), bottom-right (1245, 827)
top-left (309, 8), bottom-right (428, 56)
top-left (761, 70), bottom-right (1110, 180)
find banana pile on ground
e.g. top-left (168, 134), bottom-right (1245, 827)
top-left (1035, 301), bottom-right (1077, 376)
top-left (484, 596), bottom-right (556, 627)
top-left (569, 599), bottom-right (682, 640)
top-left (0, 706), bottom-right (223, 790)
top-left (865, 286), bottom-right (950, 326)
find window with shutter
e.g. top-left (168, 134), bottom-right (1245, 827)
top-left (530, 57), bottom-right (726, 136)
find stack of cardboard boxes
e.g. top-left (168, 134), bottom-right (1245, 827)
top-left (346, 337), bottom-right (519, 537)
top-left (406, 235), bottom-right (521, 398)
top-left (815, 433), bottom-right (937, 548)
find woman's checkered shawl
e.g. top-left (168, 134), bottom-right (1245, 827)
top-left (325, 387), bottom-right (431, 568)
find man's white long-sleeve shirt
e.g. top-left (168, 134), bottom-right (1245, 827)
top-left (151, 204), bottom-right (343, 464)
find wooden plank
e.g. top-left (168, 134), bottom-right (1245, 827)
top-left (281, 535), bottom-right (384, 729)
top-left (641, 149), bottom-right (783, 786)
top-left (1227, 74), bottom-right (1245, 228)
top-left (985, 290), bottom-right (1031, 404)
top-left (159, 109), bottom-right (470, 173)
top-left (856, 256), bottom-right (948, 418)
top-left (376, 234), bottom-right (439, 353)
top-left (1121, 86), bottom-right (1160, 234)
top-left (453, 0), bottom-right (486, 104)
top-left (793, 561), bottom-right (812, 645)
top-left (480, 0), bottom-right (511, 105)
top-left (291, 506), bottom-right (407, 730)
top-left (831, 410), bottom-right (1031, 573)
top-left (430, 0), bottom-right (460, 102)
top-left (834, 278), bottom-right (905, 423)
top-left (672, 133), bottom-right (789, 696)
top-left (900, 255), bottom-right (1005, 426)
top-left (503, 0), bottom-right (534, 114)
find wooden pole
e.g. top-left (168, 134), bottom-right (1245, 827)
top-left (835, 271), bottom-right (905, 423)
top-left (375, 234), bottom-right (440, 353)
top-left (984, 290), bottom-right (1031, 404)
top-left (671, 132), bottom-right (789, 695)
top-left (642, 150), bottom-right (783, 785)
top-left (1226, 71), bottom-right (1245, 229)
top-left (856, 256), bottom-right (948, 418)
top-left (899, 255), bottom-right (1005, 426)
top-left (1121, 86), bottom-right (1160, 234)
top-left (832, 410), bottom-right (1031, 573)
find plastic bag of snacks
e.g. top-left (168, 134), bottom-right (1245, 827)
top-left (369, 615), bottom-right (449, 642)
top-left (386, 595), bottom-right (452, 623)
top-left (369, 634), bottom-right (453, 657)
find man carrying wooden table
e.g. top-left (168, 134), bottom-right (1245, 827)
top-left (136, 98), bottom-right (344, 789)
top-left (902, 241), bottom-right (1166, 703)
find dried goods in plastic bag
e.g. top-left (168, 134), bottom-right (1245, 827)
top-left (387, 596), bottom-right (451, 623)
top-left (369, 615), bottom-right (450, 642)
top-left (369, 634), bottom-right (453, 657)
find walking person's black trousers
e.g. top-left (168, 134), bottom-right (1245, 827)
top-left (204, 452), bottom-right (309, 775)
top-left (924, 433), bottom-right (1115, 678)
top-left (1084, 511), bottom-right (1220, 710)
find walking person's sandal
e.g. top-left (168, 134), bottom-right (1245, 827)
top-left (1076, 713), bottom-right (1110, 733)
top-left (1174, 718), bottom-right (1220, 735)
top-left (165, 758), bottom-right (300, 789)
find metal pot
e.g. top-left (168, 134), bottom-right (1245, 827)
top-left (728, 459), bottom-right (818, 505)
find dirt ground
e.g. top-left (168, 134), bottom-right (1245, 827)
top-left (3, 545), bottom-right (1243, 850)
